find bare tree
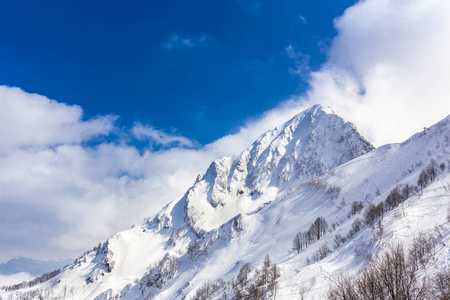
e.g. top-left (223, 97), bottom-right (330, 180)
top-left (433, 269), bottom-right (450, 300)
top-left (417, 169), bottom-right (430, 190)
top-left (292, 232), bottom-right (302, 253)
top-left (329, 243), bottom-right (429, 300)
top-left (347, 219), bottom-right (364, 238)
top-left (333, 234), bottom-right (346, 249)
top-left (237, 263), bottom-right (251, 287)
top-left (351, 201), bottom-right (364, 215)
top-left (447, 205), bottom-right (450, 223)
top-left (427, 159), bottom-right (438, 182)
top-left (262, 254), bottom-right (272, 285)
top-left (385, 185), bottom-right (404, 210)
top-left (293, 217), bottom-right (329, 253)
top-left (309, 217), bottom-right (328, 241)
top-left (408, 233), bottom-right (436, 269)
top-left (401, 184), bottom-right (415, 200)
top-left (417, 160), bottom-right (438, 190)
top-left (268, 263), bottom-right (281, 299)
top-left (328, 275), bottom-right (358, 300)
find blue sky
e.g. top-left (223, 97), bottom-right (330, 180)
top-left (0, 0), bottom-right (354, 144)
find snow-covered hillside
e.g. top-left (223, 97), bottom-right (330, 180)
top-left (1, 105), bottom-right (449, 300)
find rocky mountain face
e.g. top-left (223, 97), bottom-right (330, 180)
top-left (183, 104), bottom-right (374, 234)
top-left (2, 105), bottom-right (449, 300)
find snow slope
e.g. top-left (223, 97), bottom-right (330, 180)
top-left (1, 105), bottom-right (449, 300)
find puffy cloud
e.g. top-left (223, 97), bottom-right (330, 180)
top-left (0, 135), bottom-right (215, 260)
top-left (0, 272), bottom-right (34, 287)
top-left (0, 86), bottom-right (115, 154)
top-left (299, 0), bottom-right (450, 145)
top-left (0, 86), bottom-right (242, 260)
top-left (253, 0), bottom-right (450, 147)
top-left (0, 83), bottom-right (301, 261)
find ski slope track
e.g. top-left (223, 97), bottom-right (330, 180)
top-left (2, 104), bottom-right (450, 299)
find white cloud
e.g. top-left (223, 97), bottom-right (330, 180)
top-left (0, 139), bottom-right (217, 260)
top-left (298, 0), bottom-right (450, 145)
top-left (0, 86), bottom-right (236, 260)
top-left (0, 84), bottom-right (301, 261)
top-left (298, 15), bottom-right (307, 24)
top-left (285, 45), bottom-right (310, 79)
top-left (132, 123), bottom-right (194, 147)
top-left (0, 272), bottom-right (34, 287)
top-left (0, 86), bottom-right (115, 154)
top-left (163, 34), bottom-right (207, 50)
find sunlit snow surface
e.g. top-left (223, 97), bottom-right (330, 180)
top-left (2, 105), bottom-right (449, 299)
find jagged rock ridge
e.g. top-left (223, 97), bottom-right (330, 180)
top-left (184, 104), bottom-right (374, 232)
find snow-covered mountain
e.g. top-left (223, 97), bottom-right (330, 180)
top-left (183, 104), bottom-right (373, 234)
top-left (2, 105), bottom-right (449, 300)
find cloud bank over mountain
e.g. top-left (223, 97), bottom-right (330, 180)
top-left (300, 0), bottom-right (450, 145)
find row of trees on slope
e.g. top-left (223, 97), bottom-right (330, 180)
top-left (328, 242), bottom-right (450, 300)
top-left (292, 217), bottom-right (329, 253)
top-left (341, 159), bottom-right (448, 247)
top-left (298, 159), bottom-right (446, 256)
top-left (0, 269), bottom-right (62, 292)
top-left (327, 159), bottom-right (450, 299)
top-left (190, 254), bottom-right (281, 300)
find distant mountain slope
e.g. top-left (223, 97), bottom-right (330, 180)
top-left (1, 105), bottom-right (449, 300)
top-left (0, 257), bottom-right (72, 277)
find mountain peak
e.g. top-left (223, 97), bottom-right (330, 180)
top-left (184, 105), bottom-right (374, 232)
top-left (304, 103), bottom-right (334, 115)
